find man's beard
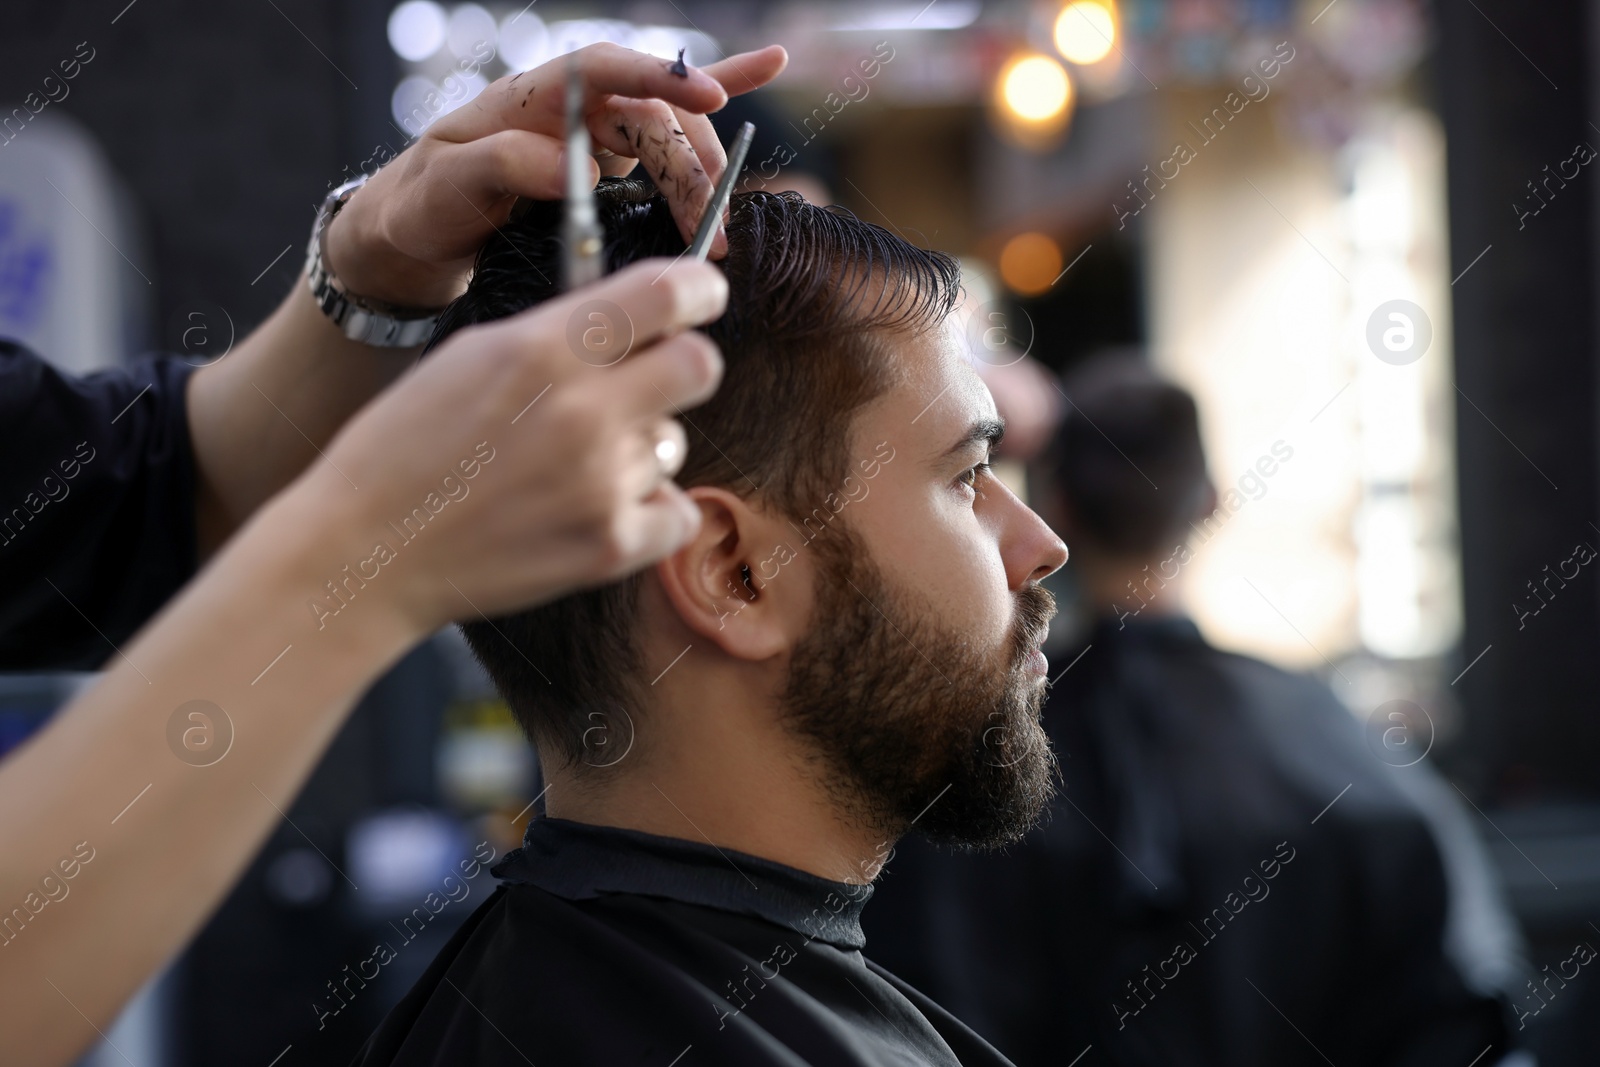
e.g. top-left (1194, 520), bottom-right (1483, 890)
top-left (778, 535), bottom-right (1059, 851)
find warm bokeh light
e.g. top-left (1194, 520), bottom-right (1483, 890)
top-left (1054, 1), bottom-right (1117, 65)
top-left (998, 232), bottom-right (1064, 295)
top-left (998, 53), bottom-right (1073, 124)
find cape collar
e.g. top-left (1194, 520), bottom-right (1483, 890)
top-left (492, 817), bottom-right (873, 949)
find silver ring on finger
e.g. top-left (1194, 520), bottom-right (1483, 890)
top-left (648, 421), bottom-right (685, 481)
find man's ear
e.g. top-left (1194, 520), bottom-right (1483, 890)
top-left (654, 486), bottom-right (801, 661)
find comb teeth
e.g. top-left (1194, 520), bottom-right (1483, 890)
top-left (688, 121), bottom-right (756, 262)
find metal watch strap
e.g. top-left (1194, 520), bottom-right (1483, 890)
top-left (305, 174), bottom-right (442, 348)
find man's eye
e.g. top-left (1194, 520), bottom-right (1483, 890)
top-left (957, 462), bottom-right (992, 491)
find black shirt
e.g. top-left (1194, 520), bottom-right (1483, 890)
top-left (864, 615), bottom-right (1512, 1067)
top-left (0, 341), bottom-right (199, 670)
top-left (353, 817), bottom-right (1014, 1066)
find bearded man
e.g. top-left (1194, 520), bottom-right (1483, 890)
top-left (355, 179), bottom-right (1068, 1067)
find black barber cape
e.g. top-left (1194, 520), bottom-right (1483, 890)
top-left (0, 342), bottom-right (199, 670)
top-left (864, 615), bottom-right (1512, 1067)
top-left (353, 817), bottom-right (1014, 1067)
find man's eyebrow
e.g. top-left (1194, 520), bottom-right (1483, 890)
top-left (939, 417), bottom-right (1006, 461)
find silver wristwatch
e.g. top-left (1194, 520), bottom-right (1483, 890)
top-left (306, 174), bottom-right (443, 348)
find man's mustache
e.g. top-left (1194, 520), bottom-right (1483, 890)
top-left (1008, 584), bottom-right (1057, 669)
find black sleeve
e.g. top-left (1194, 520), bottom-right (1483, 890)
top-left (0, 340), bottom-right (201, 671)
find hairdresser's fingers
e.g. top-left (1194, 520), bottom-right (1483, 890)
top-left (600, 484), bottom-right (703, 581)
top-left (588, 329), bottom-right (726, 425)
top-left (433, 44), bottom-right (785, 156)
top-left (597, 151), bottom-right (641, 178)
top-left (672, 107), bottom-right (728, 185)
top-left (474, 259), bottom-right (724, 392)
top-left (443, 127), bottom-right (603, 209)
top-left (330, 45), bottom-right (785, 307)
top-left (324, 129), bottom-right (581, 308)
top-left (598, 330), bottom-right (724, 421)
top-left (651, 418), bottom-right (690, 479)
top-left (589, 96), bottom-right (715, 246)
top-left (651, 48), bottom-right (790, 255)
top-left (524, 256), bottom-right (728, 352)
top-left (667, 106), bottom-right (733, 256)
top-left (437, 42), bottom-right (727, 145)
top-left (582, 100), bottom-right (729, 256)
top-left (575, 42), bottom-right (786, 115)
top-left (434, 44), bottom-right (784, 197)
top-left (429, 42), bottom-right (786, 170)
top-left (699, 46), bottom-right (789, 97)
top-left (615, 418), bottom-right (688, 502)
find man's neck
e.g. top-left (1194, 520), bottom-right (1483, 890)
top-left (541, 671), bottom-right (892, 886)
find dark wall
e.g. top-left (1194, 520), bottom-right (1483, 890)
top-left (1436, 0), bottom-right (1600, 800)
top-left (1, 0), bottom-right (395, 355)
top-left (1436, 4), bottom-right (1600, 1062)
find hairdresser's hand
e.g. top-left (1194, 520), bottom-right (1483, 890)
top-left (283, 258), bottom-right (725, 633)
top-left (327, 42), bottom-right (787, 310)
top-left (0, 262), bottom-right (721, 1067)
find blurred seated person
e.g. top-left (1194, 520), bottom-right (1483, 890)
top-left (353, 180), bottom-right (1068, 1066)
top-left (863, 357), bottom-right (1524, 1066)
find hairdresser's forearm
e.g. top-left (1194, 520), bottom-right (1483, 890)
top-left (0, 483), bottom-right (422, 1067)
top-left (185, 275), bottom-right (422, 555)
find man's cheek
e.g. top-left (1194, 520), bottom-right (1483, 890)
top-left (931, 548), bottom-right (1013, 648)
